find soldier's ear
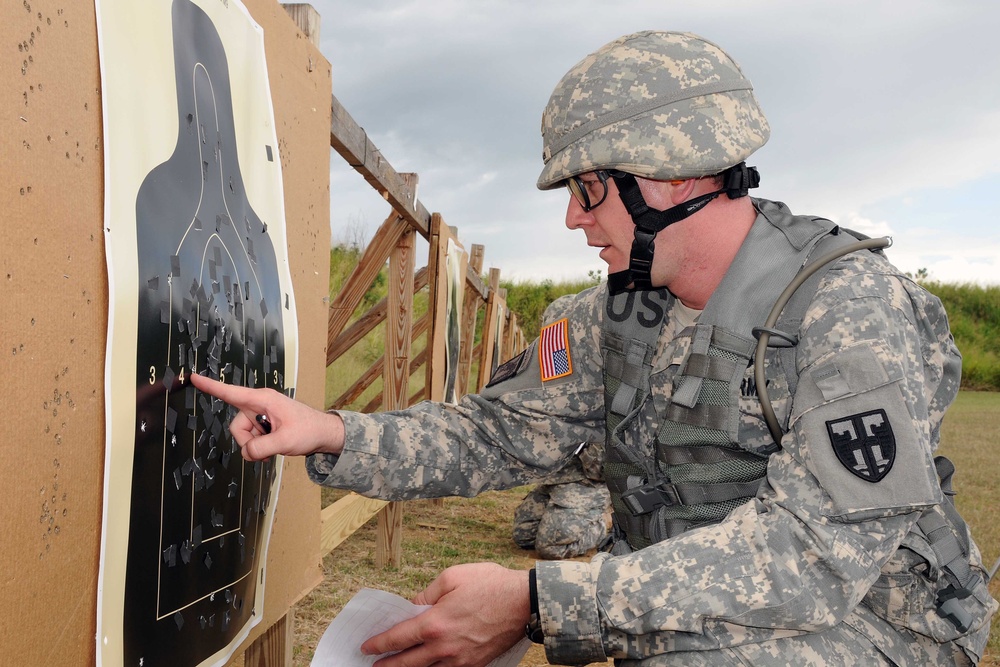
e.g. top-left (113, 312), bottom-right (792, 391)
top-left (667, 178), bottom-right (698, 206)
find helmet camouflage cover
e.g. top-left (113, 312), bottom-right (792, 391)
top-left (537, 31), bottom-right (770, 189)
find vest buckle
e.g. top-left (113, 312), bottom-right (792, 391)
top-left (621, 481), bottom-right (679, 515)
top-left (936, 584), bottom-right (974, 633)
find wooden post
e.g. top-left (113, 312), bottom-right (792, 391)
top-left (281, 4), bottom-right (321, 47)
top-left (426, 215), bottom-right (468, 405)
top-left (457, 245), bottom-right (485, 396)
top-left (424, 215), bottom-right (468, 506)
top-left (376, 174), bottom-right (417, 569)
top-left (477, 269), bottom-right (504, 390)
top-left (244, 611), bottom-right (294, 667)
top-left (424, 213), bottom-right (445, 403)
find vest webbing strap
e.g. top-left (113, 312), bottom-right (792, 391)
top-left (684, 353), bottom-right (739, 382)
top-left (664, 402), bottom-right (731, 431)
top-left (621, 479), bottom-right (765, 514)
top-left (912, 456), bottom-right (986, 632)
top-left (772, 228), bottom-right (868, 401)
top-left (659, 444), bottom-right (768, 466)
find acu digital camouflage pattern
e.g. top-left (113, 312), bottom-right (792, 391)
top-left (513, 442), bottom-right (611, 560)
top-left (306, 201), bottom-right (995, 665)
top-left (537, 31), bottom-right (770, 189)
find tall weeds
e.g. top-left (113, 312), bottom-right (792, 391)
top-left (326, 247), bottom-right (1000, 401)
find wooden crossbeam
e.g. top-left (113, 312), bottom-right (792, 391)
top-left (329, 95), bottom-right (487, 302)
top-left (326, 266), bottom-right (429, 366)
top-left (330, 94), bottom-right (430, 238)
top-left (330, 314), bottom-right (430, 411)
top-left (327, 212), bottom-right (409, 360)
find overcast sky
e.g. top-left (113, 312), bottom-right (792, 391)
top-left (304, 0), bottom-right (1000, 286)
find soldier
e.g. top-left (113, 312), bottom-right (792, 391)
top-left (191, 30), bottom-right (996, 667)
top-left (512, 441), bottom-right (611, 560)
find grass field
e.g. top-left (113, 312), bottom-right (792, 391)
top-left (291, 391), bottom-right (999, 665)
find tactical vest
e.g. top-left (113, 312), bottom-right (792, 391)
top-left (602, 199), bottom-right (849, 550)
top-left (600, 199), bottom-right (995, 643)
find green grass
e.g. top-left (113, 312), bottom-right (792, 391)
top-left (937, 391), bottom-right (1000, 663)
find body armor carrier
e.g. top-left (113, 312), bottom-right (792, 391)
top-left (600, 199), bottom-right (995, 643)
top-left (602, 199), bottom-right (844, 550)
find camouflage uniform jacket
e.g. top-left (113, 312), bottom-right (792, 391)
top-left (307, 203), bottom-right (995, 665)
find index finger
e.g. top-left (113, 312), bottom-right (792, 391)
top-left (188, 373), bottom-right (263, 412)
top-left (360, 615), bottom-right (424, 659)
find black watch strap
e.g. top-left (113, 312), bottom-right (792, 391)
top-left (525, 568), bottom-right (544, 644)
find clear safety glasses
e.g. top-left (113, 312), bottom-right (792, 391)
top-left (566, 170), bottom-right (612, 212)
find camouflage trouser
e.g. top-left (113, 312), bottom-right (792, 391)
top-left (614, 606), bottom-right (976, 666)
top-left (512, 481), bottom-right (611, 560)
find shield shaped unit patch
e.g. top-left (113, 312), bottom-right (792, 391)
top-left (825, 409), bottom-right (896, 482)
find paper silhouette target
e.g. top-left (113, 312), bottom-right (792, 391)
top-left (97, 0), bottom-right (297, 665)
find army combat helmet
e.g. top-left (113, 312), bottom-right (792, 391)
top-left (537, 31), bottom-right (770, 294)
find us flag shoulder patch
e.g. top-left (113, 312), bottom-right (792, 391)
top-left (539, 318), bottom-right (572, 382)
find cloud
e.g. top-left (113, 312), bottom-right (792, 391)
top-left (310, 0), bottom-right (1000, 286)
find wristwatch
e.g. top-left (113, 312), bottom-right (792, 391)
top-left (525, 568), bottom-right (544, 644)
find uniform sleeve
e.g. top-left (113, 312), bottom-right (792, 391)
top-left (305, 286), bottom-right (608, 500)
top-left (536, 258), bottom-right (961, 663)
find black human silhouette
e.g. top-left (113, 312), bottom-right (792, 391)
top-left (125, 0), bottom-right (286, 663)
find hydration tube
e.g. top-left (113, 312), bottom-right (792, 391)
top-left (753, 236), bottom-right (893, 447)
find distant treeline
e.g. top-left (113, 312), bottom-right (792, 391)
top-left (922, 282), bottom-right (1000, 391)
top-left (328, 247), bottom-right (999, 393)
top-left (502, 276), bottom-right (1000, 392)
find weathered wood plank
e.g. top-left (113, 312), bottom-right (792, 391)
top-left (281, 4), bottom-right (321, 47)
top-left (457, 244), bottom-right (485, 397)
top-left (376, 219), bottom-right (416, 570)
top-left (330, 94), bottom-right (430, 238)
top-left (330, 314), bottom-right (430, 411)
top-left (477, 269), bottom-right (504, 390)
top-left (328, 95), bottom-right (487, 299)
top-left (360, 344), bottom-right (428, 414)
top-left (243, 611), bottom-right (294, 667)
top-left (326, 266), bottom-right (428, 365)
top-left (320, 493), bottom-right (387, 556)
top-left (425, 215), bottom-right (468, 405)
top-left (376, 502), bottom-right (404, 570)
top-left (386, 228), bottom-right (415, 411)
top-left (327, 212), bottom-right (409, 363)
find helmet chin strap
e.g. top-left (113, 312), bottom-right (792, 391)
top-left (606, 163), bottom-right (761, 295)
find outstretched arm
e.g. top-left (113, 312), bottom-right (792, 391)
top-left (188, 373), bottom-right (344, 461)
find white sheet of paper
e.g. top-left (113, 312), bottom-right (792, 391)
top-left (311, 588), bottom-right (532, 667)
